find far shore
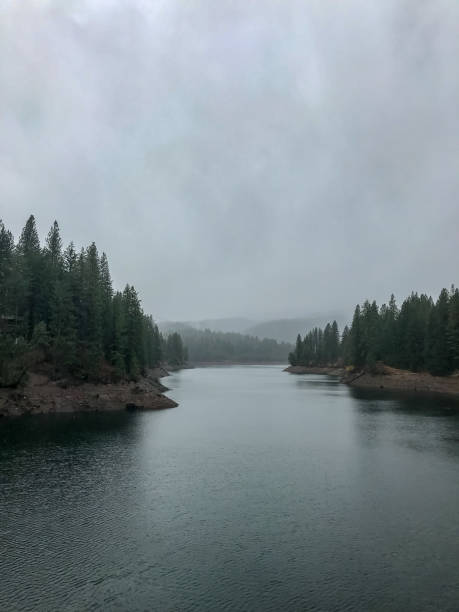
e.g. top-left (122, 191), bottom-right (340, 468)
top-left (285, 365), bottom-right (345, 376)
top-left (284, 364), bottom-right (459, 398)
top-left (190, 361), bottom-right (287, 367)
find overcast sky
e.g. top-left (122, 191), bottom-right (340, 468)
top-left (1, 0), bottom-right (458, 322)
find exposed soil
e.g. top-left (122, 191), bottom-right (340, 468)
top-left (0, 368), bottom-right (177, 418)
top-left (342, 364), bottom-right (459, 397)
top-left (285, 364), bottom-right (459, 397)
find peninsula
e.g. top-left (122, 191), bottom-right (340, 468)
top-left (0, 215), bottom-right (185, 417)
top-left (286, 288), bottom-right (459, 397)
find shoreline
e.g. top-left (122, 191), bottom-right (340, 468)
top-left (284, 364), bottom-right (459, 398)
top-left (284, 365), bottom-right (345, 376)
top-left (0, 367), bottom-right (178, 418)
top-left (191, 361), bottom-right (287, 367)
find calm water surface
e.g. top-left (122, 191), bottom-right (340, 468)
top-left (1, 366), bottom-right (459, 611)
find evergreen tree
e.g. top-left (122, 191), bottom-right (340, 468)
top-left (294, 334), bottom-right (302, 365)
top-left (289, 288), bottom-right (459, 376)
top-left (122, 285), bottom-right (144, 377)
top-left (379, 294), bottom-right (399, 366)
top-left (425, 289), bottom-right (451, 375)
top-left (0, 215), bottom-right (179, 384)
top-left (165, 332), bottom-right (186, 366)
top-left (49, 276), bottom-right (78, 373)
top-left (18, 214), bottom-right (40, 255)
top-left (350, 305), bottom-right (364, 366)
top-left (82, 242), bottom-right (102, 349)
top-left (99, 252), bottom-right (113, 358)
top-left (340, 325), bottom-right (351, 364)
top-left (330, 320), bottom-right (340, 363)
top-left (361, 300), bottom-right (380, 368)
top-left (45, 221), bottom-right (62, 269)
top-left (288, 322), bottom-right (340, 367)
top-left (16, 215), bottom-right (43, 337)
top-left (398, 293), bottom-right (432, 371)
top-left (448, 287), bottom-right (459, 371)
top-left (110, 291), bottom-right (126, 377)
top-left (0, 220), bottom-right (14, 317)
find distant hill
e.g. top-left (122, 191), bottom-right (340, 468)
top-left (158, 321), bottom-right (194, 334)
top-left (160, 315), bottom-right (346, 345)
top-left (158, 318), bottom-right (254, 335)
top-left (190, 318), bottom-right (255, 334)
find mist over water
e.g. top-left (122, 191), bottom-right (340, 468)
top-left (2, 366), bottom-right (459, 611)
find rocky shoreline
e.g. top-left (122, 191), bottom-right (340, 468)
top-left (284, 364), bottom-right (459, 397)
top-left (0, 366), bottom-right (178, 418)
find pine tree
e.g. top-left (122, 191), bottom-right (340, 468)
top-left (397, 293), bottom-right (432, 371)
top-left (340, 325), bottom-right (351, 364)
top-left (122, 285), bottom-right (143, 377)
top-left (294, 333), bottom-right (302, 365)
top-left (18, 215), bottom-right (40, 255)
top-left (110, 291), bottom-right (126, 377)
top-left (448, 287), bottom-right (459, 372)
top-left (323, 323), bottom-right (332, 363)
top-left (350, 305), bottom-right (364, 366)
top-left (49, 276), bottom-right (78, 373)
top-left (82, 242), bottom-right (103, 350)
top-left (1, 215), bottom-right (178, 384)
top-left (360, 300), bottom-right (380, 368)
top-left (331, 320), bottom-right (340, 363)
top-left (45, 221), bottom-right (62, 269)
top-left (165, 332), bottom-right (185, 366)
top-left (17, 215), bottom-right (43, 338)
top-left (379, 294), bottom-right (399, 366)
top-left (0, 220), bottom-right (14, 317)
top-left (425, 289), bottom-right (451, 375)
top-left (99, 252), bottom-right (113, 358)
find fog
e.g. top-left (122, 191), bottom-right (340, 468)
top-left (1, 0), bottom-right (458, 323)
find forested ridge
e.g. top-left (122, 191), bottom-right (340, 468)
top-left (0, 215), bottom-right (185, 386)
top-left (289, 289), bottom-right (459, 376)
top-left (165, 325), bottom-right (292, 363)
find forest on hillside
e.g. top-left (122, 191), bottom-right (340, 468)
top-left (289, 289), bottom-right (459, 376)
top-left (0, 215), bottom-right (186, 386)
top-left (166, 325), bottom-right (292, 363)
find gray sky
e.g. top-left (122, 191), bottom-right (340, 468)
top-left (1, 0), bottom-right (458, 322)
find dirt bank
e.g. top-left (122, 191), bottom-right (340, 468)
top-left (285, 363), bottom-right (459, 397)
top-left (342, 365), bottom-right (459, 397)
top-left (0, 368), bottom-right (177, 418)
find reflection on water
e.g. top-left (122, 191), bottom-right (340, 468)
top-left (1, 366), bottom-right (459, 611)
top-left (0, 411), bottom-right (138, 451)
top-left (349, 387), bottom-right (459, 464)
top-left (350, 385), bottom-right (459, 415)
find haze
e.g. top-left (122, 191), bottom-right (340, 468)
top-left (1, 0), bottom-right (458, 323)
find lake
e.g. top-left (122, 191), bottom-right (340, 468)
top-left (1, 365), bottom-right (459, 611)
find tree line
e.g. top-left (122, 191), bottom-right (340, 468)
top-left (0, 215), bottom-right (186, 385)
top-left (162, 332), bottom-right (188, 366)
top-left (289, 288), bottom-right (459, 376)
top-left (169, 325), bottom-right (292, 363)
